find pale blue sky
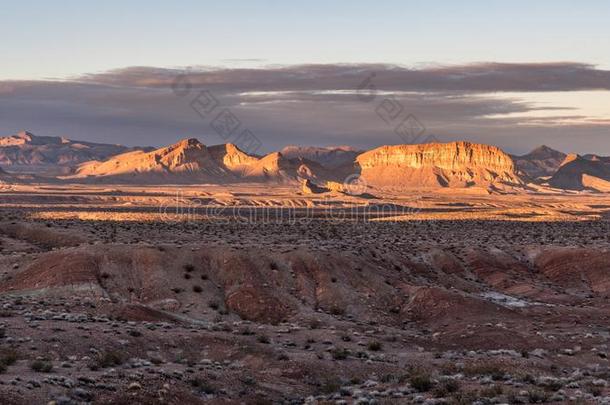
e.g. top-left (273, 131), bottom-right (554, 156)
top-left (2, 1), bottom-right (610, 153)
top-left (2, 0), bottom-right (610, 80)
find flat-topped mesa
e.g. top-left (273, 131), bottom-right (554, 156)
top-left (357, 141), bottom-right (515, 171)
top-left (356, 141), bottom-right (522, 188)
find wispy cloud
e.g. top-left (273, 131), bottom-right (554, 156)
top-left (77, 62), bottom-right (610, 92)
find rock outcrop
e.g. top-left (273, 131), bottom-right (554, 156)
top-left (355, 141), bottom-right (522, 188)
top-left (549, 154), bottom-right (610, 191)
top-left (301, 179), bottom-right (329, 194)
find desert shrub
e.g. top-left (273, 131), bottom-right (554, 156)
top-left (381, 373), bottom-right (398, 384)
top-left (320, 377), bottom-right (341, 395)
top-left (367, 341), bottom-right (382, 351)
top-left (331, 348), bottom-right (350, 360)
top-left (189, 377), bottom-right (203, 387)
top-left (440, 362), bottom-right (460, 375)
top-left (0, 349), bottom-right (18, 366)
top-left (189, 378), bottom-right (216, 394)
top-left (257, 335), bottom-right (270, 344)
top-left (410, 373), bottom-right (434, 392)
top-left (193, 285), bottom-right (203, 293)
top-left (208, 301), bottom-right (220, 310)
top-left (448, 390), bottom-right (480, 405)
top-left (434, 379), bottom-right (461, 397)
top-left (30, 360), bottom-right (53, 373)
top-left (308, 319), bottom-right (321, 329)
top-left (526, 389), bottom-right (549, 403)
top-left (586, 382), bottom-right (603, 397)
top-left (480, 384), bottom-right (503, 398)
top-left (183, 273), bottom-right (192, 279)
top-left (94, 350), bottom-right (124, 368)
top-left (329, 305), bottom-right (345, 316)
top-left (240, 375), bottom-right (256, 386)
top-left (522, 373), bottom-right (536, 384)
top-left (464, 362), bottom-right (507, 379)
top-left (544, 379), bottom-right (563, 392)
top-left (183, 264), bottom-right (195, 272)
top-left (355, 351), bottom-right (369, 359)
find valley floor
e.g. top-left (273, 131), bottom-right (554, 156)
top-left (0, 183), bottom-right (609, 404)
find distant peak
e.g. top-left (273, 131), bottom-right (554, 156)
top-left (530, 144), bottom-right (560, 154)
top-left (171, 138), bottom-right (203, 149)
top-left (533, 144), bottom-right (552, 151)
top-left (16, 130), bottom-right (34, 140)
top-left (224, 143), bottom-right (244, 153)
top-left (266, 151), bottom-right (283, 159)
top-left (521, 144), bottom-right (565, 159)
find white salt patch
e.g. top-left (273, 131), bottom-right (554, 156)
top-left (480, 291), bottom-right (531, 308)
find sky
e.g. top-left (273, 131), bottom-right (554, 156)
top-left (1, 0), bottom-right (610, 154)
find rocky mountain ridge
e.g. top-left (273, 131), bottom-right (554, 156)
top-left (0, 130), bottom-right (146, 175)
top-left (4, 130), bottom-right (610, 192)
top-left (513, 145), bottom-right (567, 178)
top-left (72, 138), bottom-right (332, 184)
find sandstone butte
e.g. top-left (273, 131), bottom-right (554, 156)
top-left (355, 141), bottom-right (522, 188)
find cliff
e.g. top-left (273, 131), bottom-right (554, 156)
top-left (355, 141), bottom-right (522, 188)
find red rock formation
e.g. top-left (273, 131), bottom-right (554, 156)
top-left (356, 141), bottom-right (522, 188)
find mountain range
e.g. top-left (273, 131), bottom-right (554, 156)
top-left (0, 130), bottom-right (147, 175)
top-left (2, 130), bottom-right (610, 192)
top-left (71, 138), bottom-right (333, 184)
top-left (512, 145), bottom-right (567, 178)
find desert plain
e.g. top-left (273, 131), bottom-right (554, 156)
top-left (0, 178), bottom-right (609, 405)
